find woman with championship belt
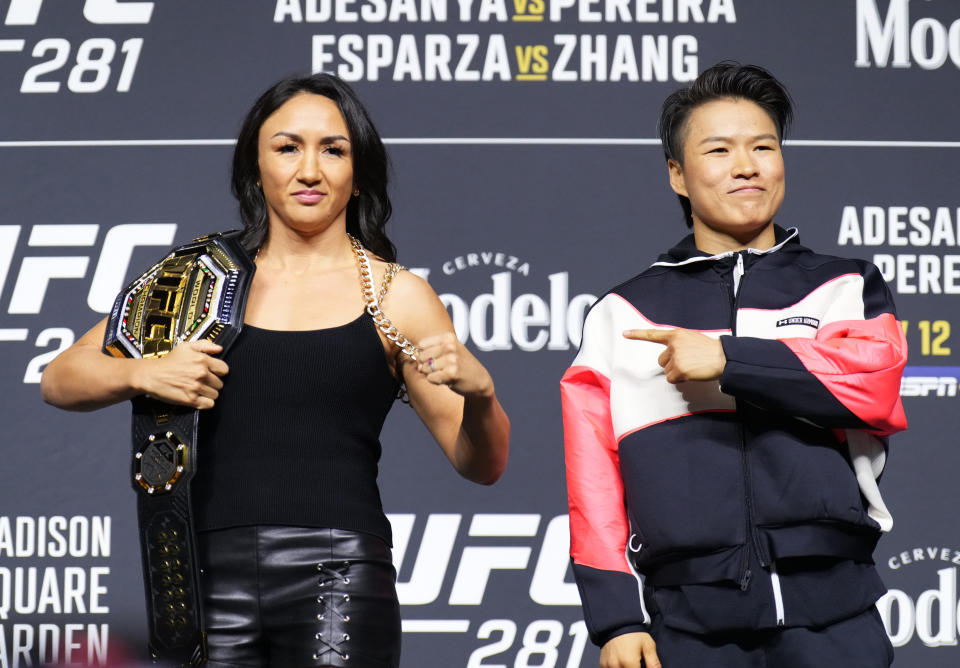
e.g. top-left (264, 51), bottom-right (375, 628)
top-left (41, 73), bottom-right (511, 668)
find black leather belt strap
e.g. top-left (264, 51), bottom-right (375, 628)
top-left (103, 231), bottom-right (254, 666)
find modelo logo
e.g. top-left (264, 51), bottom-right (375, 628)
top-left (878, 546), bottom-right (960, 648)
top-left (856, 0), bottom-right (960, 70)
top-left (412, 253), bottom-right (596, 352)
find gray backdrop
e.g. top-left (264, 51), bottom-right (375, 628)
top-left (2, 0), bottom-right (959, 666)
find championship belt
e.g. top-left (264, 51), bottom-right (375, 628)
top-left (102, 231), bottom-right (254, 666)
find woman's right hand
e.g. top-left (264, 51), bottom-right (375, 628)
top-left (134, 340), bottom-right (229, 409)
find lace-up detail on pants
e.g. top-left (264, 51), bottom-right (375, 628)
top-left (198, 526), bottom-right (401, 667)
top-left (314, 561), bottom-right (353, 661)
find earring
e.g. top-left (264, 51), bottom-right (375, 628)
top-left (353, 188), bottom-right (360, 196)
top-left (256, 180), bottom-right (262, 188)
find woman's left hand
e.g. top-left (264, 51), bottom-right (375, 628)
top-left (385, 269), bottom-right (509, 484)
top-left (415, 333), bottom-right (494, 397)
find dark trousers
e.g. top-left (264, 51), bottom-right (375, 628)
top-left (651, 606), bottom-right (894, 668)
top-left (196, 525), bottom-right (401, 668)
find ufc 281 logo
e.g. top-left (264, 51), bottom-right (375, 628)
top-left (2, 0), bottom-right (154, 94)
top-left (387, 513), bottom-right (596, 668)
top-left (0, 223), bottom-right (175, 384)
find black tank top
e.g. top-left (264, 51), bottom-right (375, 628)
top-left (194, 312), bottom-right (400, 543)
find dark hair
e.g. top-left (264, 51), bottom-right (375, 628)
top-left (231, 73), bottom-right (396, 260)
top-left (657, 62), bottom-right (794, 227)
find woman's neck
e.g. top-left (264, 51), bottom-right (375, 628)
top-left (257, 223), bottom-right (354, 273)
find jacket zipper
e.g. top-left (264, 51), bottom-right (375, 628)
top-left (730, 251), bottom-right (785, 625)
top-left (730, 252), bottom-right (753, 592)
top-left (733, 254), bottom-right (763, 570)
top-left (732, 253), bottom-right (745, 296)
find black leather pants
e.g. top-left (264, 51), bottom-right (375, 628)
top-left (196, 525), bottom-right (401, 668)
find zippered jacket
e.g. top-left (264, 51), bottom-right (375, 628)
top-left (560, 227), bottom-right (907, 646)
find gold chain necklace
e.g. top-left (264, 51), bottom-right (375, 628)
top-left (348, 234), bottom-right (421, 362)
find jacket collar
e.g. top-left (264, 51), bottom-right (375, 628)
top-left (652, 225), bottom-right (800, 268)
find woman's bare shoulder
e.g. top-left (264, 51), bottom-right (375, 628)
top-left (378, 268), bottom-right (452, 339)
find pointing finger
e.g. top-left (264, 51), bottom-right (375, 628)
top-left (622, 328), bottom-right (673, 343)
